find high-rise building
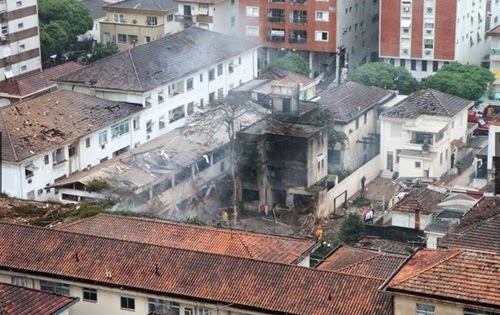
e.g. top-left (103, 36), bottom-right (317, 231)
top-left (380, 0), bottom-right (491, 80)
top-left (239, 0), bottom-right (380, 78)
top-left (0, 0), bottom-right (41, 81)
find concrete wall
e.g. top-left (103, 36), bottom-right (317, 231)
top-left (317, 154), bottom-right (380, 218)
top-left (392, 211), bottom-right (433, 230)
top-left (393, 295), bottom-right (463, 315)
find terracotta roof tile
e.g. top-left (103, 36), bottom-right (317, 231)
top-left (392, 188), bottom-right (447, 214)
top-left (439, 196), bottom-right (500, 252)
top-left (55, 28), bottom-right (260, 92)
top-left (259, 69), bottom-right (316, 87)
top-left (58, 214), bottom-right (314, 263)
top-left (104, 0), bottom-right (176, 11)
top-left (385, 249), bottom-right (500, 310)
top-left (312, 81), bottom-right (393, 123)
top-left (0, 282), bottom-right (78, 315)
top-left (317, 246), bottom-right (407, 280)
top-left (382, 89), bottom-right (473, 119)
top-left (0, 222), bottom-right (392, 315)
top-left (0, 90), bottom-right (142, 161)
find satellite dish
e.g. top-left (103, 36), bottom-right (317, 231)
top-left (0, 98), bottom-right (11, 107)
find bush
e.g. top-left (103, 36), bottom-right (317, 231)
top-left (179, 216), bottom-right (206, 226)
top-left (336, 213), bottom-right (365, 244)
top-left (86, 178), bottom-right (110, 193)
top-left (353, 197), bottom-right (371, 207)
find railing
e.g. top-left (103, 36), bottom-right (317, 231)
top-left (291, 17), bottom-right (307, 24)
top-left (290, 0), bottom-right (307, 4)
top-left (289, 37), bottom-right (307, 44)
top-left (267, 16), bottom-right (285, 23)
top-left (267, 35), bottom-right (285, 42)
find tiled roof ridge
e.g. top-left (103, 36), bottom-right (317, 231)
top-left (331, 269), bottom-right (387, 282)
top-left (0, 111), bottom-right (17, 161)
top-left (428, 89), bottom-right (452, 116)
top-left (445, 211), bottom-right (500, 238)
top-left (234, 232), bottom-right (255, 259)
top-left (391, 249), bottom-right (463, 286)
top-left (1, 221), bottom-right (381, 279)
top-left (84, 213), bottom-right (314, 243)
top-left (128, 49), bottom-right (144, 91)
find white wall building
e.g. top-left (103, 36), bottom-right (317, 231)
top-left (0, 0), bottom-right (41, 80)
top-left (380, 89), bottom-right (473, 179)
top-left (55, 27), bottom-right (259, 149)
top-left (0, 89), bottom-right (142, 200)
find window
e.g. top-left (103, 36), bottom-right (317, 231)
top-left (111, 121), bottom-right (130, 139)
top-left (228, 62), bottom-right (234, 73)
top-left (209, 69), bottom-right (215, 81)
top-left (113, 13), bottom-right (125, 23)
top-left (199, 4), bottom-right (209, 15)
top-left (217, 64), bottom-right (223, 76)
top-left (120, 296), bottom-right (135, 311)
top-left (167, 14), bottom-right (174, 22)
top-left (158, 92), bottom-right (164, 103)
top-left (209, 92), bottom-right (215, 103)
top-left (187, 78), bottom-right (193, 90)
top-left (99, 131), bottom-right (108, 145)
top-left (199, 98), bottom-right (204, 108)
top-left (315, 31), bottom-right (328, 41)
top-left (117, 34), bottom-right (127, 44)
top-left (197, 308), bottom-right (212, 315)
top-left (416, 303), bottom-right (434, 315)
top-left (104, 33), bottom-right (111, 45)
top-left (217, 88), bottom-right (223, 99)
top-left (433, 61), bottom-right (439, 72)
top-left (231, 16), bottom-right (235, 27)
top-left (415, 161), bottom-right (421, 168)
top-left (421, 60), bottom-right (427, 71)
top-left (464, 309), bottom-right (500, 315)
top-left (440, 153), bottom-right (443, 164)
top-left (146, 120), bottom-right (153, 133)
top-left (246, 26), bottom-right (259, 36)
top-left (17, 22), bottom-right (23, 29)
top-left (396, 149), bottom-right (402, 163)
top-left (148, 298), bottom-right (180, 315)
top-left (19, 44), bottom-right (25, 50)
top-left (364, 112), bottom-right (367, 124)
top-left (146, 16), bottom-right (158, 25)
top-left (199, 73), bottom-right (203, 82)
top-left (52, 148), bottom-right (65, 165)
top-left (44, 155), bottom-right (49, 165)
top-left (68, 145), bottom-right (77, 157)
top-left (411, 59), bottom-right (416, 70)
top-left (424, 39), bottom-right (434, 49)
top-left (1, 25), bottom-right (8, 34)
top-left (83, 288), bottom-right (97, 302)
top-left (246, 6), bottom-right (259, 16)
top-left (145, 36), bottom-right (151, 43)
top-left (16, 1), bottom-right (22, 6)
top-left (40, 280), bottom-right (70, 296)
top-left (12, 276), bottom-right (30, 287)
top-left (128, 35), bottom-right (138, 45)
top-left (355, 118), bottom-right (359, 129)
top-left (169, 105), bottom-right (185, 123)
top-left (85, 137), bottom-right (91, 148)
top-left (159, 115), bottom-right (166, 129)
top-left (400, 59), bottom-right (406, 67)
top-left (187, 102), bottom-right (195, 115)
top-left (315, 11), bottom-right (329, 22)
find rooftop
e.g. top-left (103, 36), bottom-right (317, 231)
top-left (317, 246), bottom-right (407, 280)
top-left (391, 187), bottom-right (448, 215)
top-left (260, 68), bottom-right (316, 87)
top-left (439, 196), bottom-right (500, 252)
top-left (0, 222), bottom-right (392, 315)
top-left (239, 119), bottom-right (325, 138)
top-left (82, 0), bottom-right (107, 20)
top-left (487, 24), bottom-right (500, 36)
top-left (57, 213), bottom-right (315, 264)
top-left (104, 0), bottom-right (176, 11)
top-left (0, 62), bottom-right (82, 98)
top-left (0, 282), bottom-right (78, 315)
top-left (384, 249), bottom-right (500, 311)
top-left (382, 89), bottom-right (473, 119)
top-left (0, 89), bottom-right (141, 162)
top-left (312, 81), bottom-right (394, 123)
top-left (55, 28), bottom-right (260, 92)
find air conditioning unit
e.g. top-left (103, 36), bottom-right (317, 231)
top-left (403, 7), bottom-right (410, 12)
top-left (0, 34), bottom-right (6, 41)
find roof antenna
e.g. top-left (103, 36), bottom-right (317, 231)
top-left (155, 264), bottom-right (160, 276)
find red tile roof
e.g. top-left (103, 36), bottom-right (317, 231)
top-left (0, 282), bottom-right (78, 315)
top-left (58, 214), bottom-right (315, 264)
top-left (0, 222), bottom-right (392, 315)
top-left (384, 249), bottom-right (500, 311)
top-left (259, 69), bottom-right (316, 87)
top-left (317, 246), bottom-right (407, 280)
top-left (439, 196), bottom-right (500, 252)
top-left (392, 188), bottom-right (447, 214)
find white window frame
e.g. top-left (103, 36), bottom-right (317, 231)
top-left (416, 303), bottom-right (434, 315)
top-left (246, 26), bottom-right (259, 36)
top-left (98, 131), bottom-right (108, 145)
top-left (111, 121), bottom-right (130, 139)
top-left (315, 11), bottom-right (329, 22)
top-left (315, 31), bottom-right (329, 41)
top-left (246, 6), bottom-right (259, 17)
top-left (113, 13), bottom-right (125, 23)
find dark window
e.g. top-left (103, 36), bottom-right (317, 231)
top-left (217, 64), bottom-right (223, 76)
top-left (355, 118), bottom-right (359, 129)
top-left (400, 59), bottom-right (406, 67)
top-left (422, 60), bottom-right (427, 71)
top-left (209, 69), bottom-right (215, 81)
top-left (187, 78), bottom-right (193, 90)
top-left (364, 112), bottom-right (367, 124)
top-left (40, 280), bottom-right (70, 295)
top-left (68, 145), bottom-right (76, 157)
top-left (433, 61), bottom-right (439, 72)
top-left (411, 59), bottom-right (416, 70)
top-left (83, 288), bottom-right (97, 302)
top-left (85, 138), bottom-right (90, 148)
top-left (121, 297), bottom-right (135, 310)
top-left (209, 92), bottom-right (215, 103)
top-left (44, 155), bottom-right (49, 165)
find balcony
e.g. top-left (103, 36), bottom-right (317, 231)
top-left (268, 29), bottom-right (285, 42)
top-left (268, 9), bottom-right (285, 23)
top-left (197, 15), bottom-right (213, 23)
top-left (175, 14), bottom-right (193, 26)
top-left (268, 0), bottom-right (285, 3)
top-left (289, 30), bottom-right (307, 44)
top-left (291, 17), bottom-right (307, 24)
top-left (290, 0), bottom-right (307, 4)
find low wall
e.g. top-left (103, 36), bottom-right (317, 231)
top-left (317, 155), bottom-right (381, 218)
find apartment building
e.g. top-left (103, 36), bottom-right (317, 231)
top-left (0, 0), bottom-right (41, 81)
top-left (100, 0), bottom-right (182, 51)
top-left (239, 0), bottom-right (380, 77)
top-left (380, 0), bottom-right (492, 80)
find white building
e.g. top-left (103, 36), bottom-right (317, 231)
top-left (80, 0), bottom-right (108, 43)
top-left (54, 27), bottom-right (260, 147)
top-left (487, 25), bottom-right (500, 100)
top-left (176, 0), bottom-right (239, 37)
top-left (0, 0), bottom-right (41, 80)
top-left (0, 89), bottom-right (142, 200)
top-left (380, 89), bottom-right (474, 179)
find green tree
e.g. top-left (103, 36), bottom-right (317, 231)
top-left (421, 62), bottom-right (495, 101)
top-left (337, 213), bottom-right (365, 244)
top-left (85, 42), bottom-right (120, 64)
top-left (39, 0), bottom-right (93, 61)
top-left (262, 53), bottom-right (310, 76)
top-left (346, 62), bottom-right (419, 95)
top-left (309, 106), bottom-right (348, 149)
